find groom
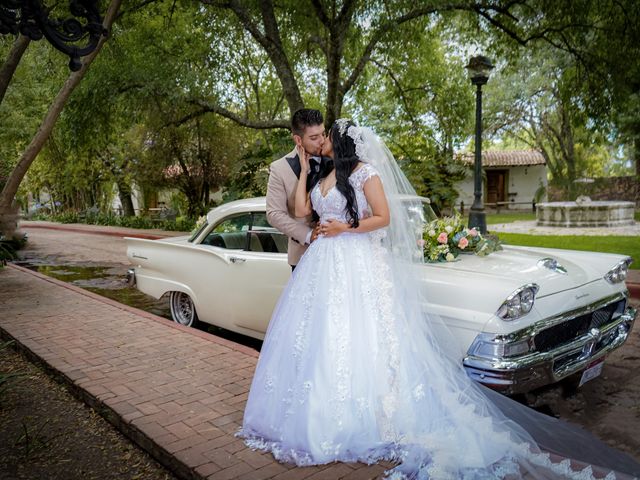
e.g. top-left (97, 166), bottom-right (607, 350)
top-left (266, 109), bottom-right (329, 271)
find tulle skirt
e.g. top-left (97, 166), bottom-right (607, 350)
top-left (238, 232), bottom-right (640, 479)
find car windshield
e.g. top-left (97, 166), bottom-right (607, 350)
top-left (403, 197), bottom-right (437, 228)
top-left (188, 220), bottom-right (209, 243)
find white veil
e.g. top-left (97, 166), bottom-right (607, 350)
top-left (344, 122), bottom-right (640, 479)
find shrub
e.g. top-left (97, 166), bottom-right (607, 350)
top-left (0, 233), bottom-right (27, 266)
top-left (26, 211), bottom-right (195, 233)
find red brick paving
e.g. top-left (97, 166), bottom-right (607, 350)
top-left (0, 264), bottom-right (393, 479)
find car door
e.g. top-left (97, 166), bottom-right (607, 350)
top-left (198, 211), bottom-right (290, 337)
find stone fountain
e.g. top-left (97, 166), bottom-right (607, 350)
top-left (536, 196), bottom-right (635, 227)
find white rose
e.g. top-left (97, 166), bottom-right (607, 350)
top-left (446, 253), bottom-right (455, 262)
top-left (445, 226), bottom-right (453, 233)
top-left (428, 229), bottom-right (436, 237)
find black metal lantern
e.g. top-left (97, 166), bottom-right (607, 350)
top-left (0, 0), bottom-right (105, 71)
top-left (465, 55), bottom-right (494, 234)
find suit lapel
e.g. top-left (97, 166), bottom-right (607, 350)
top-left (286, 154), bottom-right (301, 179)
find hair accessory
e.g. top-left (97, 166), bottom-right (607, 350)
top-left (346, 124), bottom-right (367, 161)
top-left (335, 118), bottom-right (350, 136)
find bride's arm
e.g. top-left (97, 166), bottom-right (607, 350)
top-left (320, 176), bottom-right (389, 236)
top-left (294, 146), bottom-right (313, 218)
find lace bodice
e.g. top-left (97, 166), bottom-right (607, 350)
top-left (310, 163), bottom-right (379, 225)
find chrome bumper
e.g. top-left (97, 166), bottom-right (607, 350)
top-left (126, 268), bottom-right (136, 287)
top-left (463, 305), bottom-right (637, 395)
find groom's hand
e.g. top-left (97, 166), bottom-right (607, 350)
top-left (310, 225), bottom-right (321, 243)
top-left (320, 220), bottom-right (348, 237)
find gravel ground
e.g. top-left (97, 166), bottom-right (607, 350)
top-left (0, 346), bottom-right (177, 480)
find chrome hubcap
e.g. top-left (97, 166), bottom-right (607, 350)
top-left (171, 292), bottom-right (195, 325)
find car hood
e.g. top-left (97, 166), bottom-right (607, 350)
top-left (427, 245), bottom-right (628, 298)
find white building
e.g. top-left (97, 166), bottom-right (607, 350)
top-left (455, 150), bottom-right (548, 211)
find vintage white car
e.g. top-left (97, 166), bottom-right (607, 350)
top-left (125, 196), bottom-right (637, 394)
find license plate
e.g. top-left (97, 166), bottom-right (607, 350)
top-left (579, 358), bottom-right (605, 387)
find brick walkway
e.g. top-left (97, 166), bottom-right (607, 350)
top-left (0, 264), bottom-right (391, 480)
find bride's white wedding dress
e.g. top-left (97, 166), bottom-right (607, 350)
top-left (238, 159), bottom-right (639, 479)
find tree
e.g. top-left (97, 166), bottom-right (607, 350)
top-left (0, 34), bottom-right (30, 104)
top-left (136, 112), bottom-right (247, 217)
top-left (481, 0), bottom-right (640, 178)
top-left (0, 0), bottom-right (122, 236)
top-left (350, 16), bottom-right (473, 210)
top-left (484, 40), bottom-right (633, 199)
top-left (186, 1), bottom-right (587, 129)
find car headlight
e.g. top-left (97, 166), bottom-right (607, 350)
top-left (496, 284), bottom-right (539, 321)
top-left (604, 258), bottom-right (632, 284)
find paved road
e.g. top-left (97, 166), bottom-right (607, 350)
top-left (20, 226), bottom-right (132, 266)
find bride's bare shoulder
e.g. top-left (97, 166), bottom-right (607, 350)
top-left (352, 161), bottom-right (367, 173)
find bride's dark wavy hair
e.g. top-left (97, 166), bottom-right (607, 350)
top-left (329, 120), bottom-right (361, 228)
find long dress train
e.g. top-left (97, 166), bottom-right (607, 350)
top-left (238, 163), bottom-right (640, 479)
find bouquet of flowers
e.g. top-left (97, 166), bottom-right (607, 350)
top-left (420, 214), bottom-right (502, 262)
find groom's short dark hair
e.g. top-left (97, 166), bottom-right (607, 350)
top-left (291, 109), bottom-right (324, 136)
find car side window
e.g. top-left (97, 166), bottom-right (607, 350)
top-left (248, 213), bottom-right (288, 254)
top-left (201, 213), bottom-right (252, 250)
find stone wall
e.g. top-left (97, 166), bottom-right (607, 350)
top-left (548, 176), bottom-right (640, 206)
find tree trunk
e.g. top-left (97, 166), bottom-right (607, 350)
top-left (635, 136), bottom-right (640, 178)
top-left (116, 180), bottom-right (135, 216)
top-left (0, 0), bottom-right (122, 237)
top-left (0, 34), bottom-right (30, 105)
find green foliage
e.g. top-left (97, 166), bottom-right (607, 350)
top-left (222, 131), bottom-right (291, 203)
top-left (31, 211), bottom-right (195, 232)
top-left (0, 233), bottom-right (27, 266)
top-left (3, 0), bottom-right (640, 219)
top-left (0, 36), bottom-right (67, 193)
top-left (482, 1), bottom-right (640, 188)
top-left (352, 18), bottom-right (472, 210)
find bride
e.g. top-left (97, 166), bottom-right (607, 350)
top-left (237, 119), bottom-right (640, 479)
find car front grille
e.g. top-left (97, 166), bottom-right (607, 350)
top-left (533, 299), bottom-right (625, 352)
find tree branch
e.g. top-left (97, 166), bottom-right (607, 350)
top-left (171, 99), bottom-right (289, 130)
top-left (115, 0), bottom-right (161, 20)
top-left (205, 0), bottom-right (304, 113)
top-left (341, 3), bottom-right (474, 96)
top-left (310, 0), bottom-right (331, 28)
top-left (371, 59), bottom-right (418, 127)
top-left (0, 34), bottom-right (30, 104)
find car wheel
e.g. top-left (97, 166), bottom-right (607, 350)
top-left (170, 291), bottom-right (200, 327)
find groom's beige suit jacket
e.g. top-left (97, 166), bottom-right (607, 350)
top-left (266, 149), bottom-right (314, 266)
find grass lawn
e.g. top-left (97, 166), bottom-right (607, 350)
top-left (492, 232), bottom-right (639, 269)
top-left (487, 210), bottom-right (640, 224)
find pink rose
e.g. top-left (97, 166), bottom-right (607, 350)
top-left (469, 228), bottom-right (478, 237)
top-left (437, 232), bottom-right (448, 244)
top-left (458, 237), bottom-right (469, 249)
top-left (417, 239), bottom-right (426, 247)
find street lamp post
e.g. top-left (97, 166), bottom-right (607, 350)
top-left (465, 55), bottom-right (494, 235)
